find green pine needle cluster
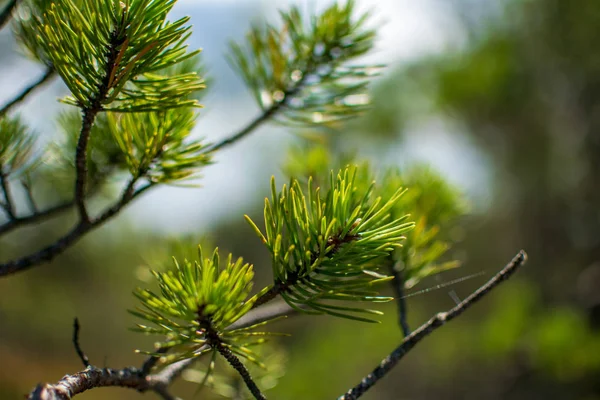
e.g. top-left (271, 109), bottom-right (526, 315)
top-left (245, 166), bottom-right (415, 322)
top-left (132, 246), bottom-right (279, 365)
top-left (107, 108), bottom-right (210, 183)
top-left (381, 167), bottom-right (467, 288)
top-left (228, 0), bottom-right (381, 127)
top-left (27, 0), bottom-right (202, 111)
top-left (283, 144), bottom-right (467, 290)
top-left (0, 116), bottom-right (37, 177)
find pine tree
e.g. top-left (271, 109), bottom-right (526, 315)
top-left (0, 0), bottom-right (526, 399)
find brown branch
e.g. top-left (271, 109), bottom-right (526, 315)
top-left (27, 303), bottom-right (297, 398)
top-left (74, 29), bottom-right (123, 223)
top-left (215, 343), bottom-right (266, 400)
top-left (205, 63), bottom-right (312, 154)
top-left (72, 318), bottom-right (90, 368)
top-left (0, 170), bottom-right (16, 219)
top-left (0, 68), bottom-right (56, 117)
top-left (27, 365), bottom-right (176, 400)
top-left (205, 103), bottom-right (283, 153)
top-left (388, 262), bottom-right (411, 337)
top-left (0, 0), bottom-right (19, 30)
top-left (0, 180), bottom-right (153, 277)
top-left (22, 179), bottom-right (39, 213)
top-left (0, 200), bottom-right (73, 236)
top-left (338, 250), bottom-right (528, 400)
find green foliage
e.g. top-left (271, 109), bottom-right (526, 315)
top-left (381, 166), bottom-right (466, 288)
top-left (132, 246), bottom-right (278, 365)
top-left (54, 110), bottom-right (126, 187)
top-left (0, 116), bottom-right (37, 176)
top-left (23, 0), bottom-right (203, 111)
top-left (228, 0), bottom-right (381, 127)
top-left (245, 166), bottom-right (414, 322)
top-left (107, 108), bottom-right (211, 183)
top-left (283, 144), bottom-right (466, 290)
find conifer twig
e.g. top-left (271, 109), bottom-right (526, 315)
top-left (0, 180), bottom-right (153, 277)
top-left (0, 68), bottom-right (56, 117)
top-left (72, 318), bottom-right (90, 368)
top-left (215, 343), bottom-right (266, 400)
top-left (27, 302), bottom-right (295, 399)
top-left (0, 0), bottom-right (19, 30)
top-left (0, 200), bottom-right (73, 236)
top-left (388, 263), bottom-right (411, 336)
top-left (0, 170), bottom-right (16, 219)
top-left (206, 66), bottom-right (310, 154)
top-left (338, 250), bottom-right (527, 400)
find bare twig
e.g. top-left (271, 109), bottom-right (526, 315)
top-left (72, 318), bottom-right (90, 368)
top-left (21, 180), bottom-right (39, 213)
top-left (28, 301), bottom-right (295, 399)
top-left (205, 65), bottom-right (311, 154)
top-left (215, 343), bottom-right (266, 400)
top-left (0, 201), bottom-right (73, 236)
top-left (389, 264), bottom-right (411, 337)
top-left (0, 180), bottom-right (153, 277)
top-left (0, 170), bottom-right (16, 219)
top-left (27, 365), bottom-right (171, 400)
top-left (0, 0), bottom-right (19, 30)
top-left (0, 68), bottom-right (56, 117)
top-left (338, 250), bottom-right (528, 400)
top-left (206, 103), bottom-right (283, 153)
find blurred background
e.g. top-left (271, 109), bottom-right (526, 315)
top-left (1, 0), bottom-right (600, 398)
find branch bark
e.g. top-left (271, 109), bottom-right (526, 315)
top-left (338, 250), bottom-right (528, 400)
top-left (28, 302), bottom-right (296, 399)
top-left (0, 0), bottom-right (19, 30)
top-left (388, 263), bottom-right (411, 337)
top-left (0, 201), bottom-right (73, 236)
top-left (0, 68), bottom-right (56, 117)
top-left (0, 180), bottom-right (153, 277)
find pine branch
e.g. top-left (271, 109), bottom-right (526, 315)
top-left (337, 250), bottom-right (527, 400)
top-left (139, 302), bottom-right (297, 377)
top-left (0, 201), bottom-right (73, 236)
top-left (0, 68), bottom-right (55, 117)
top-left (0, 179), bottom-right (153, 277)
top-left (0, 169), bottom-right (16, 219)
top-left (388, 263), bottom-right (411, 336)
top-left (0, 0), bottom-right (19, 30)
top-left (72, 318), bottom-right (90, 368)
top-left (21, 179), bottom-right (39, 213)
top-left (74, 30), bottom-right (123, 223)
top-left (27, 365), bottom-right (175, 400)
top-left (27, 302), bottom-right (295, 399)
top-left (215, 343), bottom-right (266, 400)
top-left (205, 66), bottom-right (309, 154)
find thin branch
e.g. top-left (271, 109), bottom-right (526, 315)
top-left (215, 343), bottom-right (266, 400)
top-left (0, 180), bottom-right (153, 277)
top-left (0, 200), bottom-right (73, 236)
top-left (338, 250), bottom-right (528, 400)
top-left (206, 103), bottom-right (283, 153)
top-left (388, 263), bottom-right (410, 337)
top-left (74, 29), bottom-right (123, 223)
top-left (27, 366), bottom-right (161, 400)
top-left (0, 68), bottom-right (56, 117)
top-left (0, 0), bottom-right (19, 30)
top-left (21, 180), bottom-right (39, 213)
top-left (205, 64), bottom-right (311, 154)
top-left (74, 107), bottom-right (97, 223)
top-left (0, 170), bottom-right (16, 219)
top-left (139, 301), bottom-right (296, 379)
top-left (72, 318), bottom-right (90, 368)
